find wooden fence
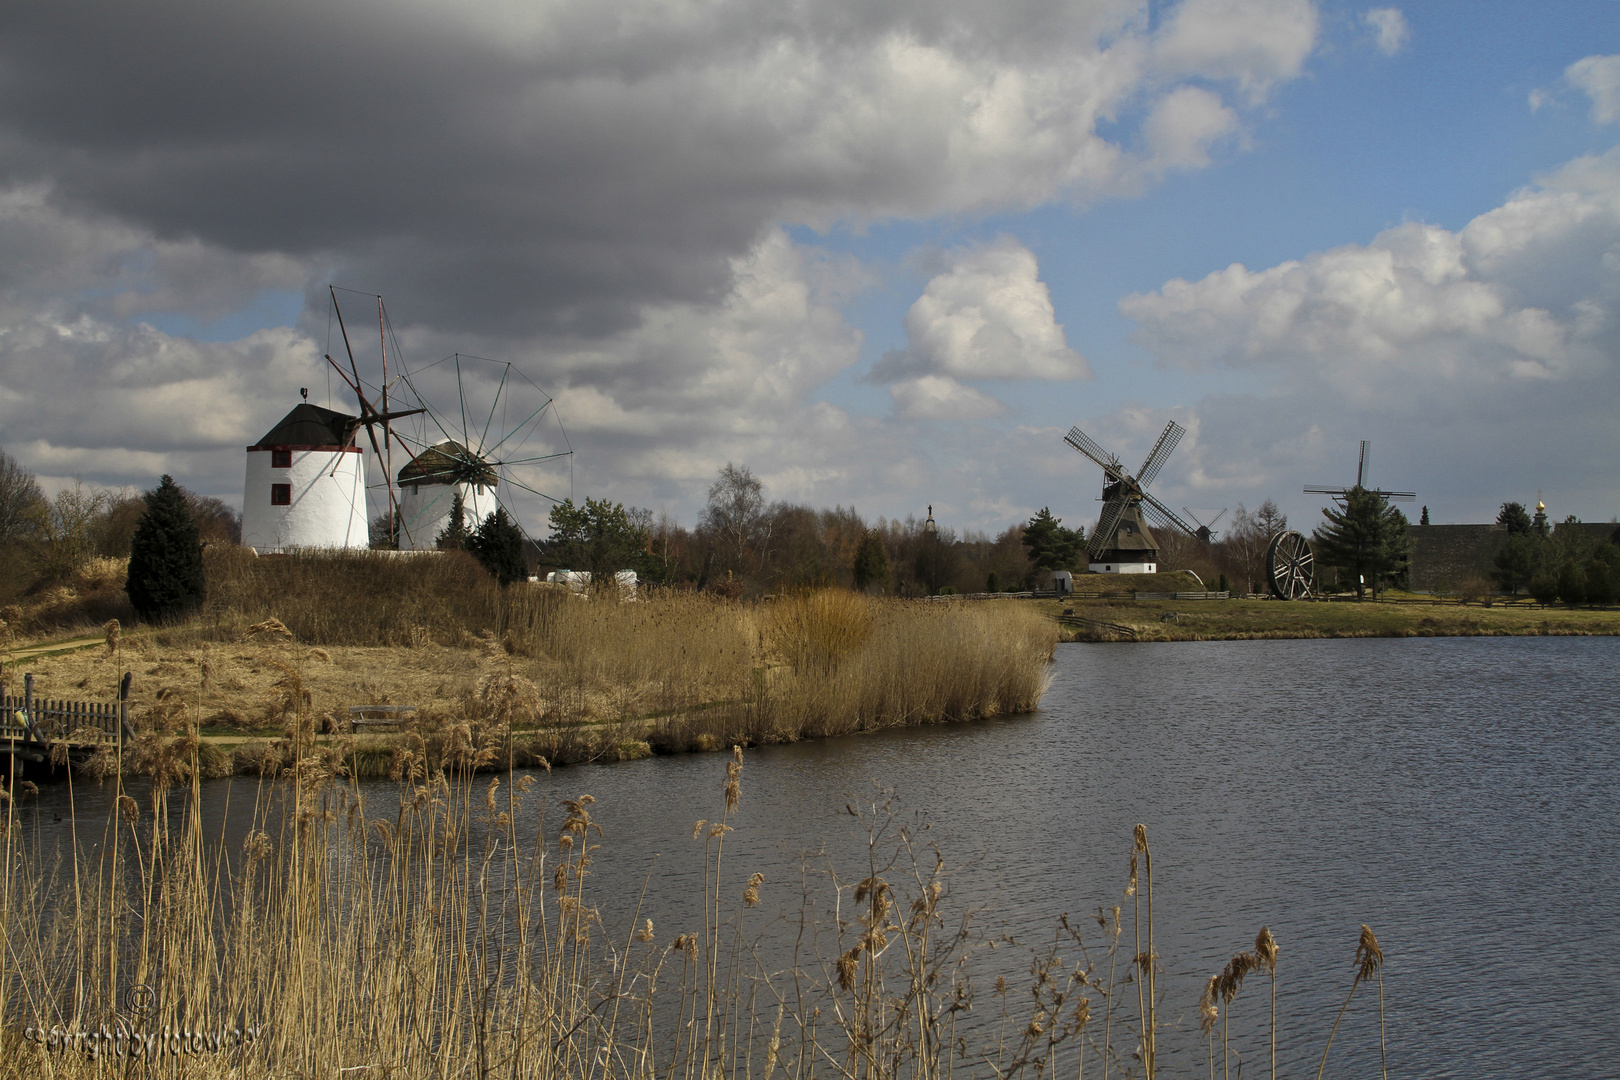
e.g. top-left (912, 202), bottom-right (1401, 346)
top-left (1133, 591), bottom-right (1232, 601)
top-left (1, 672), bottom-right (132, 750)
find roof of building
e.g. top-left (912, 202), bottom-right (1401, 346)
top-left (397, 440), bottom-right (499, 487)
top-left (1095, 504), bottom-right (1159, 554)
top-left (251, 403), bottom-right (359, 449)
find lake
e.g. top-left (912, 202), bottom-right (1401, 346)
top-left (18, 635), bottom-right (1619, 1077)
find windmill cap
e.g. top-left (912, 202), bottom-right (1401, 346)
top-left (249, 403), bottom-right (359, 449)
top-left (398, 440), bottom-right (499, 487)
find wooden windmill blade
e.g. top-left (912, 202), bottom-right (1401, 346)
top-left (1088, 496), bottom-right (1129, 559)
top-left (1064, 426), bottom-right (1127, 482)
top-left (1182, 506), bottom-right (1228, 542)
top-left (1135, 421), bottom-right (1185, 490)
top-left (1139, 491), bottom-right (1198, 538)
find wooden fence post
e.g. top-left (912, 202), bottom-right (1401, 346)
top-left (119, 671), bottom-right (134, 742)
top-left (21, 672), bottom-right (44, 744)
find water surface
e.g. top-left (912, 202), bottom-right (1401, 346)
top-left (22, 636), bottom-right (1619, 1077)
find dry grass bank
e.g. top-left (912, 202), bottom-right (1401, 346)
top-left (0, 752), bottom-right (1389, 1080)
top-left (1048, 594), bottom-right (1620, 642)
top-left (8, 552), bottom-right (1057, 775)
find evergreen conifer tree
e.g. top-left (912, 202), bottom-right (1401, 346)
top-left (1497, 502), bottom-right (1532, 535)
top-left (1491, 535), bottom-right (1539, 594)
top-left (851, 529), bottom-right (889, 592)
top-left (1021, 508), bottom-right (1083, 572)
top-left (470, 507), bottom-right (527, 587)
top-left (1311, 486), bottom-right (1410, 599)
top-left (436, 492), bottom-right (471, 550)
top-left (125, 474), bottom-right (206, 622)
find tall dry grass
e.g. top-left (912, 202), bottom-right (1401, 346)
top-left (34, 560), bottom-right (1059, 769)
top-left (0, 751), bottom-right (1391, 1079)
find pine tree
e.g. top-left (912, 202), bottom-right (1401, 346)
top-left (469, 507), bottom-right (527, 587)
top-left (1021, 508), bottom-right (1083, 572)
top-left (1311, 486), bottom-right (1410, 599)
top-left (1497, 502), bottom-right (1532, 536)
top-left (851, 529), bottom-right (889, 592)
top-left (125, 475), bottom-right (205, 623)
top-left (1420, 505), bottom-right (1430, 526)
top-left (436, 492), bottom-right (470, 550)
top-left (1491, 535), bottom-right (1538, 594)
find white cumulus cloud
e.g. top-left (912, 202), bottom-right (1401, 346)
top-left (888, 376), bottom-right (1008, 420)
top-left (1567, 55), bottom-right (1620, 124)
top-left (1154, 0), bottom-right (1318, 101)
top-left (875, 240), bottom-right (1090, 387)
top-left (1142, 86), bottom-right (1241, 172)
top-left (1363, 8), bottom-right (1409, 57)
top-left (1118, 146), bottom-right (1620, 521)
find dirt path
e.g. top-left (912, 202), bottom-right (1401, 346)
top-left (2, 635), bottom-right (105, 664)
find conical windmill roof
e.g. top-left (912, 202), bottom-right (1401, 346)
top-left (1099, 505), bottom-right (1159, 552)
top-left (397, 440), bottom-right (499, 487)
top-left (250, 403), bottom-right (359, 449)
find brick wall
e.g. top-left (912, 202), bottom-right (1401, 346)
top-left (1408, 521), bottom-right (1620, 591)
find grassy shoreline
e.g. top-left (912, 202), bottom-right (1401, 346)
top-left (6, 565), bottom-right (1058, 780)
top-left (1037, 593), bottom-right (1620, 642)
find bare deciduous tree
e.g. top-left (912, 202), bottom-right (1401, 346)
top-left (701, 463), bottom-right (767, 574)
top-left (29, 478), bottom-right (111, 583)
top-left (1223, 504), bottom-right (1270, 596)
top-left (0, 447), bottom-right (45, 545)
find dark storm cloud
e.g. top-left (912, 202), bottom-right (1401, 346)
top-left (0, 0), bottom-right (1316, 338)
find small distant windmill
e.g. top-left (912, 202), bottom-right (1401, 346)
top-left (1303, 440), bottom-right (1415, 504)
top-left (1063, 421), bottom-right (1200, 573)
top-left (1181, 507), bottom-right (1228, 544)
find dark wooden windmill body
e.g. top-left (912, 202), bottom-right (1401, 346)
top-left (1064, 421), bottom-right (1200, 573)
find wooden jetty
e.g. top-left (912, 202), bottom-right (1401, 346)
top-left (1, 672), bottom-right (134, 772)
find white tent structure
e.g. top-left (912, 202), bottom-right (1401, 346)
top-left (241, 403), bottom-right (370, 553)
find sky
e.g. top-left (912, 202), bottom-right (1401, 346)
top-left (1, 0), bottom-right (1617, 540)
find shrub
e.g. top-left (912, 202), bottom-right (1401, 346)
top-left (469, 507), bottom-right (527, 587)
top-left (1528, 573), bottom-right (1559, 607)
top-left (1556, 560), bottom-right (1587, 606)
top-left (126, 475), bottom-right (206, 623)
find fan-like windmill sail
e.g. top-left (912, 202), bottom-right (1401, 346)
top-left (387, 353), bottom-right (573, 550)
top-left (1064, 420), bottom-right (1197, 574)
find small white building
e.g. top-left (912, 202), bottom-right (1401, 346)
top-left (241, 403), bottom-right (369, 553)
top-left (395, 440), bottom-right (500, 550)
top-left (545, 570), bottom-right (638, 598)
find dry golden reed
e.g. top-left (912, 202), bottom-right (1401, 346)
top-left (13, 749), bottom-right (1385, 1080)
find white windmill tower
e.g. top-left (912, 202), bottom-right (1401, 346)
top-left (395, 440), bottom-right (501, 551)
top-left (310, 288), bottom-right (572, 553)
top-left (240, 395), bottom-right (371, 553)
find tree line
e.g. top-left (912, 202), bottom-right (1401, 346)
top-left (1488, 501), bottom-right (1620, 606)
top-left (10, 442), bottom-right (1614, 613)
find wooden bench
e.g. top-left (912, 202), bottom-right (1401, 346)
top-left (348, 705), bottom-right (418, 734)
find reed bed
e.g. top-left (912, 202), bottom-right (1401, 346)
top-left (0, 749), bottom-right (1391, 1079)
top-left (17, 565), bottom-right (1058, 774)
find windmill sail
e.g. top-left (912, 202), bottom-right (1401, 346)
top-left (1065, 420), bottom-right (1198, 572)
